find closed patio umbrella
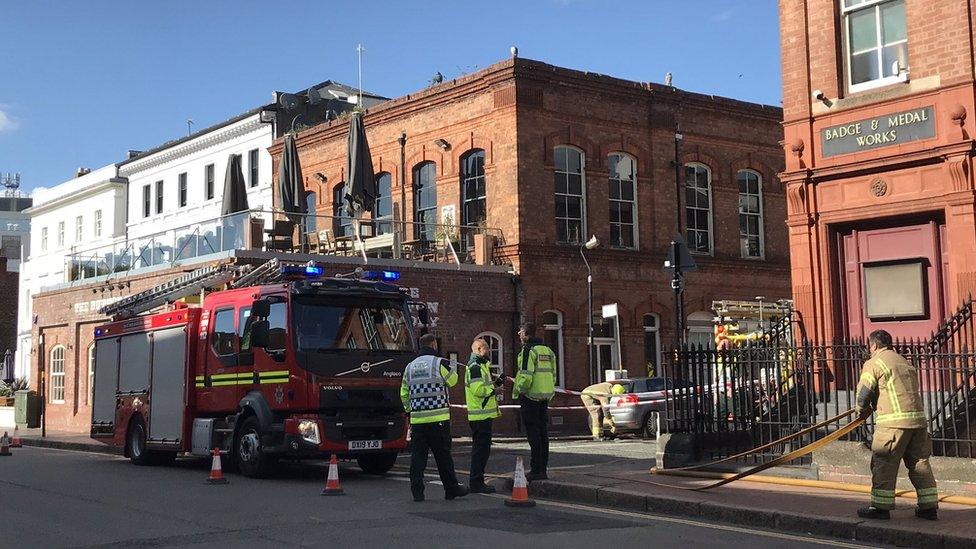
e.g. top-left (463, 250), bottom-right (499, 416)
top-left (345, 111), bottom-right (376, 217)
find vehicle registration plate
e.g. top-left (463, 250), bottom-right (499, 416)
top-left (348, 440), bottom-right (382, 451)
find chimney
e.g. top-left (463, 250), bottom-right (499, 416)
top-left (127, 150), bottom-right (143, 160)
top-left (76, 167), bottom-right (92, 178)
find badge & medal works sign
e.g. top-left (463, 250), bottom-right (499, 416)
top-left (820, 106), bottom-right (935, 158)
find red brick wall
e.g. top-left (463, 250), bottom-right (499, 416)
top-left (779, 1), bottom-right (976, 341)
top-left (275, 57), bottom-right (790, 396)
top-left (0, 258), bottom-right (17, 363)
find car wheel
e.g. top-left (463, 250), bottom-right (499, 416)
top-left (128, 416), bottom-right (154, 466)
top-left (235, 416), bottom-right (275, 478)
top-left (357, 452), bottom-right (398, 475)
top-left (641, 412), bottom-right (658, 440)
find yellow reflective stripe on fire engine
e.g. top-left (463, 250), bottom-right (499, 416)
top-left (259, 370), bottom-right (290, 384)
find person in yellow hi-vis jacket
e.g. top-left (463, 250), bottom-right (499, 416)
top-left (514, 322), bottom-right (556, 481)
top-left (580, 382), bottom-right (624, 440)
top-left (401, 333), bottom-right (468, 502)
top-left (855, 330), bottom-right (938, 521)
top-left (465, 338), bottom-right (505, 493)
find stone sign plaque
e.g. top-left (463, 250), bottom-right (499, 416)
top-left (820, 106), bottom-right (935, 158)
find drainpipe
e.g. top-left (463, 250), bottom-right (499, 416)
top-left (398, 132), bottom-right (407, 237)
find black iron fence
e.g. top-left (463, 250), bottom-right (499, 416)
top-left (663, 339), bottom-right (976, 462)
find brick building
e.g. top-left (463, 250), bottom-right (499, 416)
top-left (780, 0), bottom-right (976, 340)
top-left (275, 57), bottom-right (790, 393)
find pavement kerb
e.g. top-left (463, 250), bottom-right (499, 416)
top-left (17, 436), bottom-right (122, 456)
top-left (519, 478), bottom-right (973, 548)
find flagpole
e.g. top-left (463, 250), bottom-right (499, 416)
top-left (356, 43), bottom-right (364, 110)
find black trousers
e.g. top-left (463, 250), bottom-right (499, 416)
top-left (409, 421), bottom-right (460, 497)
top-left (519, 397), bottom-right (549, 475)
top-left (468, 419), bottom-right (493, 487)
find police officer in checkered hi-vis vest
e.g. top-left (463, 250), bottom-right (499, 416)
top-left (855, 330), bottom-right (939, 521)
top-left (400, 333), bottom-right (468, 502)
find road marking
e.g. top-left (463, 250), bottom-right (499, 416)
top-left (17, 445), bottom-right (126, 459)
top-left (481, 496), bottom-right (873, 548)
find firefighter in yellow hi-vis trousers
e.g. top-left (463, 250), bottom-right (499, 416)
top-left (855, 330), bottom-right (939, 521)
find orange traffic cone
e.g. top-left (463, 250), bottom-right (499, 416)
top-left (206, 447), bottom-right (228, 484)
top-left (504, 456), bottom-right (535, 507)
top-left (321, 454), bottom-right (344, 496)
top-left (0, 432), bottom-right (11, 457)
top-left (10, 426), bottom-right (22, 448)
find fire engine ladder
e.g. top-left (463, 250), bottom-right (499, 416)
top-left (98, 264), bottom-right (240, 319)
top-left (228, 258), bottom-right (282, 289)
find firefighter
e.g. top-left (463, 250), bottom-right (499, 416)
top-left (465, 338), bottom-right (505, 493)
top-left (401, 333), bottom-right (468, 502)
top-left (580, 382), bottom-right (623, 441)
top-left (514, 322), bottom-right (556, 481)
top-left (855, 329), bottom-right (939, 521)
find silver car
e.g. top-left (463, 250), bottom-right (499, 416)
top-left (604, 377), bottom-right (692, 438)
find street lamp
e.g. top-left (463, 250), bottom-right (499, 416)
top-left (581, 235), bottom-right (600, 383)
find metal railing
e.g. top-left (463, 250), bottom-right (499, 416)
top-left (663, 338), bottom-right (976, 462)
top-left (65, 208), bottom-right (508, 282)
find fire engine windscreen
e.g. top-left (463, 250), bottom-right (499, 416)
top-left (292, 298), bottom-right (412, 352)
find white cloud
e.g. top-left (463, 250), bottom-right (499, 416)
top-left (0, 107), bottom-right (18, 133)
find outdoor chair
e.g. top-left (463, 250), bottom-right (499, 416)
top-left (264, 220), bottom-right (296, 253)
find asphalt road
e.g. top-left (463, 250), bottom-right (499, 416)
top-left (0, 444), bottom-right (880, 549)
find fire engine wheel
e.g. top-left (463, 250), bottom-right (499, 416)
top-left (357, 452), bottom-right (398, 475)
top-left (127, 416), bottom-right (154, 466)
top-left (235, 416), bottom-right (275, 478)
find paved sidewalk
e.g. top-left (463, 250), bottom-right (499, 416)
top-left (15, 428), bottom-right (122, 455)
top-left (494, 451), bottom-right (976, 549)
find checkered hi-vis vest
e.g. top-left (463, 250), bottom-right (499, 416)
top-left (405, 355), bottom-right (451, 420)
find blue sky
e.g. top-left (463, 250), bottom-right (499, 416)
top-left (0, 0), bottom-right (780, 193)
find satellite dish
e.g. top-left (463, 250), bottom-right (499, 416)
top-left (278, 93), bottom-right (300, 110)
top-left (431, 71), bottom-right (443, 85)
top-left (307, 87), bottom-right (323, 105)
top-left (510, 45), bottom-right (518, 58)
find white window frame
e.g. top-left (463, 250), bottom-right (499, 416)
top-left (542, 310), bottom-right (566, 388)
top-left (94, 210), bottom-right (102, 238)
top-left (643, 313), bottom-right (660, 376)
top-left (249, 148), bottom-right (260, 188)
top-left (554, 146), bottom-right (587, 245)
top-left (608, 152), bottom-right (639, 250)
top-left (50, 345), bottom-right (66, 404)
top-left (842, 0), bottom-right (909, 94)
top-left (178, 173), bottom-right (188, 208)
top-left (75, 215), bottom-right (83, 243)
top-left (737, 169), bottom-right (765, 260)
top-left (88, 343), bottom-right (95, 405)
top-left (41, 227), bottom-right (48, 252)
top-left (684, 163), bottom-right (714, 255)
top-left (687, 311), bottom-right (716, 349)
top-left (57, 221), bottom-right (65, 247)
top-left (476, 331), bottom-right (504, 377)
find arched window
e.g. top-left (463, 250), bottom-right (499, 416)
top-left (374, 172), bottom-right (393, 235)
top-left (642, 314), bottom-right (660, 377)
top-left (554, 146), bottom-right (585, 244)
top-left (413, 162), bottom-right (437, 241)
top-left (476, 331), bottom-right (503, 376)
top-left (461, 150), bottom-right (486, 249)
top-left (333, 183), bottom-right (351, 237)
top-left (305, 191), bottom-right (317, 234)
top-left (88, 343), bottom-right (96, 405)
top-left (737, 170), bottom-right (764, 259)
top-left (684, 163), bottom-right (712, 254)
top-left (50, 345), bottom-right (65, 403)
top-left (542, 310), bottom-right (565, 387)
top-left (687, 311), bottom-right (715, 349)
top-left (608, 153), bottom-right (637, 249)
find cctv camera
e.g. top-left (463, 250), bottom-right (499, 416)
top-left (813, 89), bottom-right (826, 101)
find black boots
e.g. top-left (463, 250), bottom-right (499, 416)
top-left (915, 507), bottom-right (938, 520)
top-left (857, 506), bottom-right (891, 520)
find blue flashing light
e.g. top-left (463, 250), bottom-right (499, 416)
top-left (305, 265), bottom-right (324, 277)
top-left (281, 263), bottom-right (324, 279)
top-left (363, 270), bottom-right (400, 282)
top-left (94, 328), bottom-right (103, 337)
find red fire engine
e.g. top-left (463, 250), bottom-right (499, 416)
top-left (91, 260), bottom-right (422, 477)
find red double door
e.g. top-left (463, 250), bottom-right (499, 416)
top-left (839, 220), bottom-right (949, 341)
